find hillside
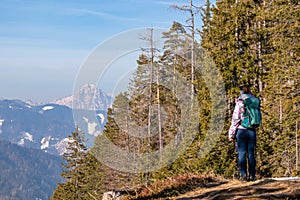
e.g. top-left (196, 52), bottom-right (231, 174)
top-left (0, 140), bottom-right (63, 200)
top-left (121, 174), bottom-right (300, 200)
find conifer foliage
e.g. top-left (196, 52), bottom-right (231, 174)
top-left (51, 128), bottom-right (101, 200)
top-left (200, 0), bottom-right (299, 177)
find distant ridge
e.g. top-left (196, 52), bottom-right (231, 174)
top-left (0, 85), bottom-right (112, 155)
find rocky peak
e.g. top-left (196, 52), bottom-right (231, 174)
top-left (53, 84), bottom-right (113, 111)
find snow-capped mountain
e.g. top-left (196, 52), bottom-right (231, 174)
top-left (53, 83), bottom-right (114, 111)
top-left (0, 99), bottom-right (108, 155)
top-left (0, 99), bottom-right (73, 155)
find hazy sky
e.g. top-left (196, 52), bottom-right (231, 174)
top-left (0, 0), bottom-right (209, 103)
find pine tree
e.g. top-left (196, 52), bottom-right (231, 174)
top-left (149, 22), bottom-right (206, 179)
top-left (160, 21), bottom-right (188, 146)
top-left (200, 0), bottom-right (299, 178)
top-left (199, 0), bottom-right (272, 178)
top-left (92, 94), bottom-right (138, 192)
top-left (51, 128), bottom-right (101, 200)
top-left (262, 0), bottom-right (300, 176)
top-left (199, 0), bottom-right (212, 40)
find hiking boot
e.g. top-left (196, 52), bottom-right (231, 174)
top-left (249, 176), bottom-right (256, 182)
top-left (240, 175), bottom-right (247, 182)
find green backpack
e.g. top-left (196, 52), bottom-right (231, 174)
top-left (241, 96), bottom-right (262, 129)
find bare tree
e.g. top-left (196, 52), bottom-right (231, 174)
top-left (171, 0), bottom-right (201, 99)
top-left (139, 28), bottom-right (163, 184)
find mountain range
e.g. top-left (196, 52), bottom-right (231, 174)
top-left (0, 84), bottom-right (114, 199)
top-left (0, 84), bottom-right (113, 155)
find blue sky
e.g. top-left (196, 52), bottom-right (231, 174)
top-left (0, 0), bottom-right (209, 103)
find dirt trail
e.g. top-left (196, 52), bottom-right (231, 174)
top-left (174, 178), bottom-right (300, 200)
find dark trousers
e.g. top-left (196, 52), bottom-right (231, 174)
top-left (236, 128), bottom-right (256, 178)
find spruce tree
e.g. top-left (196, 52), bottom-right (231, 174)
top-left (51, 128), bottom-right (101, 200)
top-left (200, 0), bottom-right (271, 178)
top-left (92, 94), bottom-right (138, 192)
top-left (200, 0), bottom-right (299, 178)
top-left (262, 0), bottom-right (300, 176)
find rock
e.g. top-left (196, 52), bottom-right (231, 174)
top-left (102, 190), bottom-right (125, 200)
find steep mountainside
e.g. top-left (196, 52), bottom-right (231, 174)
top-left (0, 140), bottom-right (63, 200)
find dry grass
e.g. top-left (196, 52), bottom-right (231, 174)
top-left (122, 175), bottom-right (300, 200)
top-left (123, 174), bottom-right (217, 199)
top-left (175, 178), bottom-right (300, 200)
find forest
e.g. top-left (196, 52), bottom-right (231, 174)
top-left (0, 141), bottom-right (62, 200)
top-left (51, 0), bottom-right (299, 199)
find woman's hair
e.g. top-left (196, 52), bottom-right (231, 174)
top-left (239, 85), bottom-right (251, 94)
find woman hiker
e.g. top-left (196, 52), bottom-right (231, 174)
top-left (228, 85), bottom-right (260, 182)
